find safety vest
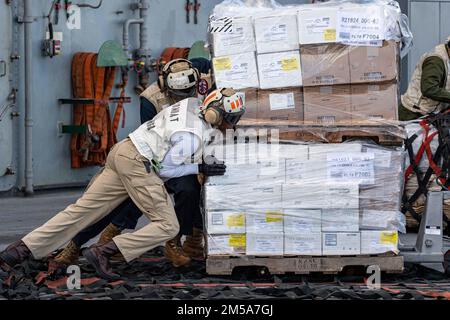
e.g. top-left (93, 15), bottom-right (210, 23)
top-left (129, 97), bottom-right (212, 163)
top-left (401, 44), bottom-right (450, 115)
top-left (140, 72), bottom-right (213, 112)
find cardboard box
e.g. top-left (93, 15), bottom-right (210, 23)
top-left (211, 17), bottom-right (256, 56)
top-left (349, 41), bottom-right (399, 84)
top-left (282, 183), bottom-right (359, 209)
top-left (300, 44), bottom-right (350, 86)
top-left (257, 51), bottom-right (302, 89)
top-left (351, 83), bottom-right (399, 123)
top-left (322, 232), bottom-right (361, 255)
top-left (239, 89), bottom-right (258, 119)
top-left (308, 143), bottom-right (362, 161)
top-left (255, 14), bottom-right (299, 54)
top-left (284, 233), bottom-right (322, 256)
top-left (206, 211), bottom-right (246, 234)
top-left (285, 158), bottom-right (312, 182)
top-left (360, 231), bottom-right (399, 255)
top-left (246, 233), bottom-right (284, 256)
top-left (204, 183), bottom-right (283, 210)
top-left (322, 209), bottom-right (360, 232)
top-left (359, 145), bottom-right (404, 211)
top-left (206, 143), bottom-right (286, 185)
top-left (297, 7), bottom-right (338, 44)
top-left (246, 211), bottom-right (284, 233)
top-left (279, 144), bottom-right (309, 160)
top-left (284, 209), bottom-right (321, 233)
top-left (360, 210), bottom-right (403, 231)
top-left (213, 52), bottom-right (259, 90)
top-left (257, 88), bottom-right (304, 121)
top-left (207, 234), bottom-right (246, 256)
top-left (256, 157), bottom-right (286, 184)
top-left (303, 85), bottom-right (352, 124)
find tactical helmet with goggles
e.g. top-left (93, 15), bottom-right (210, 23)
top-left (201, 88), bottom-right (245, 126)
top-left (159, 59), bottom-right (200, 98)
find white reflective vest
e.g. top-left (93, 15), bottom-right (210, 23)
top-left (401, 44), bottom-right (450, 114)
top-left (129, 98), bottom-right (212, 163)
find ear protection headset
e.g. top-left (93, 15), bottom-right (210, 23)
top-left (202, 88), bottom-right (245, 126)
top-left (158, 59), bottom-right (200, 93)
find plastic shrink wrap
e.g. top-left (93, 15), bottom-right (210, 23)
top-left (204, 141), bottom-right (405, 256)
top-left (207, 0), bottom-right (411, 124)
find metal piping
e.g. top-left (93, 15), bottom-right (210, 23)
top-left (24, 0), bottom-right (34, 195)
top-left (122, 18), bottom-right (144, 61)
top-left (138, 0), bottom-right (150, 88)
top-left (122, 0), bottom-right (150, 88)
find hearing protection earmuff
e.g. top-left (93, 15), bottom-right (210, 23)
top-left (158, 59), bottom-right (200, 93)
top-left (202, 88), bottom-right (245, 126)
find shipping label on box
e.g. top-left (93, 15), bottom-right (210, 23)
top-left (257, 88), bottom-right (304, 121)
top-left (207, 234), bottom-right (246, 256)
top-left (297, 7), bottom-right (338, 44)
top-left (349, 41), bottom-right (398, 83)
top-left (303, 85), bottom-right (352, 124)
top-left (300, 44), bottom-right (350, 86)
top-left (211, 17), bottom-right (256, 56)
top-left (246, 233), bottom-right (284, 256)
top-left (336, 5), bottom-right (385, 45)
top-left (322, 209), bottom-right (359, 232)
top-left (360, 230), bottom-right (399, 255)
top-left (255, 15), bottom-right (299, 54)
top-left (257, 51), bottom-right (302, 89)
top-left (351, 83), bottom-right (399, 123)
top-left (322, 232), bottom-right (361, 255)
top-left (284, 209), bottom-right (321, 233)
top-left (284, 233), bottom-right (322, 256)
top-left (207, 210), bottom-right (246, 234)
top-left (246, 211), bottom-right (284, 233)
top-left (326, 152), bottom-right (375, 185)
top-left (213, 52), bottom-right (259, 90)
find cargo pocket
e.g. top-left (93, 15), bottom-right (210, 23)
top-left (131, 176), bottom-right (169, 214)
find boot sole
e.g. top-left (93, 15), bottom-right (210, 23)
top-left (82, 249), bottom-right (120, 281)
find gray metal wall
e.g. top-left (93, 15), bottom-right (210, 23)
top-left (0, 0), bottom-right (443, 192)
top-left (0, 0), bottom-right (308, 192)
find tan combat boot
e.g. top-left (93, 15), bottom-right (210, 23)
top-left (48, 241), bottom-right (80, 274)
top-left (98, 223), bottom-right (124, 261)
top-left (182, 228), bottom-right (205, 261)
top-left (98, 223), bottom-right (122, 245)
top-left (165, 235), bottom-right (191, 267)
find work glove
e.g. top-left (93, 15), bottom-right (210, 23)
top-left (198, 155), bottom-right (226, 176)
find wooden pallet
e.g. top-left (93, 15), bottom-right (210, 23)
top-left (237, 120), bottom-right (405, 146)
top-left (206, 254), bottom-right (404, 275)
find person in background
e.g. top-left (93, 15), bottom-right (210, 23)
top-left (399, 36), bottom-right (450, 121)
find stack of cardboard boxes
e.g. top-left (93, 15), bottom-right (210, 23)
top-left (204, 142), bottom-right (404, 256)
top-left (210, 3), bottom-right (400, 123)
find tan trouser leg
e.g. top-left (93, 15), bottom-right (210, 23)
top-left (22, 139), bottom-right (179, 262)
top-left (110, 140), bottom-right (179, 262)
top-left (22, 141), bottom-right (129, 259)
